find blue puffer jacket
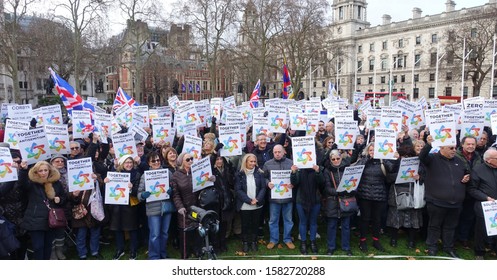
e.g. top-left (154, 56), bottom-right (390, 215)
top-left (355, 156), bottom-right (395, 202)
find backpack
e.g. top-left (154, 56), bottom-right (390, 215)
top-left (198, 187), bottom-right (220, 212)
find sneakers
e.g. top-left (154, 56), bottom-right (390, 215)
top-left (285, 242), bottom-right (296, 250)
top-left (129, 252), bottom-right (137, 260)
top-left (91, 253), bottom-right (104, 260)
top-left (112, 250), bottom-right (125, 260)
top-left (267, 242), bottom-right (276, 249)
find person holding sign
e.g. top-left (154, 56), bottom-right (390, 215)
top-left (419, 134), bottom-right (469, 258)
top-left (355, 142), bottom-right (396, 253)
top-left (323, 150), bottom-right (355, 256)
top-left (290, 163), bottom-right (324, 255)
top-left (137, 151), bottom-right (174, 260)
top-left (468, 149), bottom-right (497, 260)
top-left (235, 153), bottom-right (266, 253)
top-left (18, 161), bottom-right (67, 260)
top-left (104, 155), bottom-right (142, 260)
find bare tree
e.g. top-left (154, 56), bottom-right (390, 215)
top-left (0, 0), bottom-right (38, 104)
top-left (177, 0), bottom-right (237, 97)
top-left (445, 7), bottom-right (497, 97)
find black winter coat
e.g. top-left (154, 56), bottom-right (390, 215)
top-left (234, 170), bottom-right (266, 211)
top-left (323, 159), bottom-right (356, 218)
top-left (468, 162), bottom-right (497, 217)
top-left (108, 168), bottom-right (141, 231)
top-left (355, 156), bottom-right (395, 202)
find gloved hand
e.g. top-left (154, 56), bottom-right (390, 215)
top-left (141, 191), bottom-right (151, 199)
top-left (178, 207), bottom-right (187, 216)
top-left (208, 176), bottom-right (216, 182)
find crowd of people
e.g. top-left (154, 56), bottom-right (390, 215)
top-left (0, 107), bottom-right (496, 260)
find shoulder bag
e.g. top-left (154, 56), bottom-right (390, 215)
top-left (72, 190), bottom-right (88, 220)
top-left (331, 171), bottom-right (358, 213)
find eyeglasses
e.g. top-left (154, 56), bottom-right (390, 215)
top-left (70, 147), bottom-right (80, 150)
top-left (150, 159), bottom-right (161, 163)
top-left (52, 160), bottom-right (64, 164)
top-left (185, 157), bottom-right (193, 162)
top-left (331, 158), bottom-right (341, 161)
top-left (447, 147), bottom-right (456, 150)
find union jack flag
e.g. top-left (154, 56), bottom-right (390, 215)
top-left (113, 87), bottom-right (139, 111)
top-left (249, 79), bottom-right (261, 108)
top-left (49, 68), bottom-right (94, 116)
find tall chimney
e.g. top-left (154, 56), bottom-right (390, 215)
top-left (412, 7), bottom-right (422, 19)
top-left (382, 14), bottom-right (391, 25)
top-left (446, 0), bottom-right (456, 12)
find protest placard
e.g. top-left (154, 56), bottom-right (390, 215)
top-left (144, 169), bottom-right (170, 202)
top-left (270, 170), bottom-right (292, 200)
top-left (67, 157), bottom-right (94, 192)
top-left (191, 157), bottom-right (214, 192)
top-left (104, 172), bottom-right (130, 205)
top-left (291, 136), bottom-right (316, 169)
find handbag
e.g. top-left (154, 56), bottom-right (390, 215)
top-left (331, 171), bottom-right (358, 213)
top-left (72, 190), bottom-right (88, 220)
top-left (90, 182), bottom-right (105, 222)
top-left (44, 200), bottom-right (67, 229)
top-left (394, 183), bottom-right (414, 210)
top-left (413, 180), bottom-right (426, 209)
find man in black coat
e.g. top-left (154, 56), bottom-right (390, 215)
top-left (468, 148), bottom-right (497, 260)
top-left (419, 134), bottom-right (470, 258)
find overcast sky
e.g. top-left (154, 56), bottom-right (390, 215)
top-left (366, 0), bottom-right (489, 26)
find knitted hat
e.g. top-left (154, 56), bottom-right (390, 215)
top-left (176, 152), bottom-right (188, 166)
top-left (50, 154), bottom-right (68, 164)
top-left (118, 155), bottom-right (133, 166)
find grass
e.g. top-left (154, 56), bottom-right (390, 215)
top-left (63, 220), bottom-right (490, 260)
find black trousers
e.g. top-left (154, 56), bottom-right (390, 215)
top-left (358, 199), bottom-right (386, 239)
top-left (240, 208), bottom-right (263, 242)
top-left (474, 214), bottom-right (497, 256)
top-left (425, 202), bottom-right (461, 252)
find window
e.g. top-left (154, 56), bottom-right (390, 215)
top-left (313, 81), bottom-right (316, 87)
top-left (447, 51), bottom-right (454, 65)
top-left (415, 54), bottom-right (421, 67)
top-left (446, 72), bottom-right (453, 80)
top-left (430, 53), bottom-right (437, 67)
top-left (431, 34), bottom-right (438, 43)
top-left (416, 36), bottom-right (421, 45)
top-left (448, 31), bottom-right (455, 42)
top-left (339, 7), bottom-right (344, 20)
top-left (357, 6), bottom-right (362, 19)
top-left (357, 78), bottom-right (361, 85)
top-left (401, 75), bottom-right (406, 82)
top-left (393, 76), bottom-right (398, 83)
top-left (396, 57), bottom-right (404, 68)
top-left (413, 88), bottom-right (419, 99)
top-left (381, 60), bottom-right (387, 70)
top-left (382, 41), bottom-right (387, 50)
top-left (338, 62), bottom-right (342, 73)
top-left (19, 81), bottom-right (28, 89)
top-left (429, 88), bottom-right (435, 98)
top-left (358, 45), bottom-right (362, 53)
top-left (357, 61), bottom-right (363, 72)
top-left (429, 73), bottom-right (435, 81)
top-left (369, 59), bottom-right (374, 71)
top-left (414, 74), bottom-right (419, 82)
top-left (368, 77), bottom-right (373, 84)
top-left (36, 78), bottom-right (43, 90)
top-left (380, 89), bottom-right (386, 92)
top-left (471, 28), bottom-right (477, 38)
top-left (398, 39), bottom-right (404, 48)
top-left (381, 76), bottom-right (386, 84)
top-left (369, 43), bottom-right (375, 52)
top-left (82, 82), bottom-right (87, 91)
top-left (445, 87), bottom-right (452, 96)
top-left (322, 81), bottom-right (326, 87)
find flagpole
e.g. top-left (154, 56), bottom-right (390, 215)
top-left (309, 58), bottom-right (312, 99)
top-left (435, 43), bottom-right (446, 99)
top-left (373, 59), bottom-right (377, 109)
top-left (461, 38), bottom-right (473, 103)
top-left (336, 59), bottom-right (339, 96)
top-left (490, 34), bottom-right (496, 99)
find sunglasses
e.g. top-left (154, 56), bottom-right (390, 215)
top-left (185, 157), bottom-right (193, 162)
top-left (52, 160), bottom-right (64, 164)
top-left (331, 158), bottom-right (341, 161)
top-left (150, 159), bottom-right (161, 163)
top-left (70, 147), bottom-right (80, 150)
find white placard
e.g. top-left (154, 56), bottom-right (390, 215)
top-left (191, 156), bottom-right (214, 192)
top-left (144, 169), bottom-right (170, 202)
top-left (133, 106), bottom-right (149, 128)
top-left (426, 112), bottom-right (456, 147)
top-left (482, 201), bottom-right (497, 236)
top-left (67, 157), bottom-right (94, 192)
top-left (72, 110), bottom-right (94, 138)
top-left (380, 108), bottom-right (402, 133)
top-left (291, 136), bottom-right (316, 169)
top-left (270, 170), bottom-right (292, 199)
top-left (335, 120), bottom-right (358, 150)
top-left (104, 172), bottom-right (130, 205)
top-left (44, 124), bottom-right (70, 155)
top-left (182, 135), bottom-right (203, 161)
top-left (305, 112), bottom-right (320, 137)
top-left (373, 128), bottom-right (397, 160)
top-left (130, 125), bottom-right (149, 143)
top-left (41, 105), bottom-right (63, 125)
top-left (5, 119), bottom-right (30, 149)
top-left (289, 107), bottom-right (306, 131)
top-left (114, 104), bottom-right (133, 127)
top-left (252, 116), bottom-right (270, 141)
top-left (219, 125), bottom-right (242, 157)
top-left (267, 107), bottom-right (287, 134)
top-left (394, 157), bottom-right (420, 184)
top-left (112, 132), bottom-right (138, 160)
top-left (177, 102), bottom-right (202, 128)
top-left (460, 114), bottom-right (485, 141)
top-left (17, 127), bottom-right (51, 165)
top-left (337, 165), bottom-right (365, 193)
top-left (7, 104), bottom-right (33, 122)
top-left (366, 109), bottom-right (381, 130)
top-left (152, 118), bottom-right (175, 146)
top-left (0, 147), bottom-right (18, 182)
top-left (94, 112), bottom-right (112, 144)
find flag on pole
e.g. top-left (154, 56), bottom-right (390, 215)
top-left (282, 64), bottom-right (293, 99)
top-left (328, 81), bottom-right (339, 99)
top-left (249, 79), bottom-right (261, 108)
top-left (181, 83), bottom-right (186, 92)
top-left (113, 87), bottom-right (139, 111)
top-left (188, 83), bottom-right (193, 93)
top-left (196, 83), bottom-right (200, 93)
top-left (49, 68), bottom-right (94, 116)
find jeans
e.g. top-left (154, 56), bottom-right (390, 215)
top-left (148, 213), bottom-right (172, 260)
top-left (295, 203), bottom-right (321, 242)
top-left (327, 216), bottom-right (351, 251)
top-left (269, 202), bottom-right (294, 243)
top-left (29, 230), bottom-right (55, 260)
top-left (115, 230), bottom-right (138, 253)
top-left (76, 226), bottom-right (101, 258)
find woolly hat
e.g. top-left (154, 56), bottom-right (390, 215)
top-left (118, 155), bottom-right (133, 166)
top-left (176, 152), bottom-right (189, 166)
top-left (50, 154), bottom-right (68, 164)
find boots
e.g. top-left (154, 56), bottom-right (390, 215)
top-left (251, 241), bottom-right (258, 252)
top-left (359, 238), bottom-right (368, 253)
top-left (242, 242), bottom-right (250, 253)
top-left (373, 237), bottom-right (385, 252)
top-left (300, 241), bottom-right (308, 255)
top-left (310, 240), bottom-right (318, 254)
top-left (55, 246), bottom-right (66, 260)
top-left (50, 246), bottom-right (58, 260)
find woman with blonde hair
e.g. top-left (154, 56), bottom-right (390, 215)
top-left (235, 153), bottom-right (266, 252)
top-left (19, 160), bottom-right (67, 260)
